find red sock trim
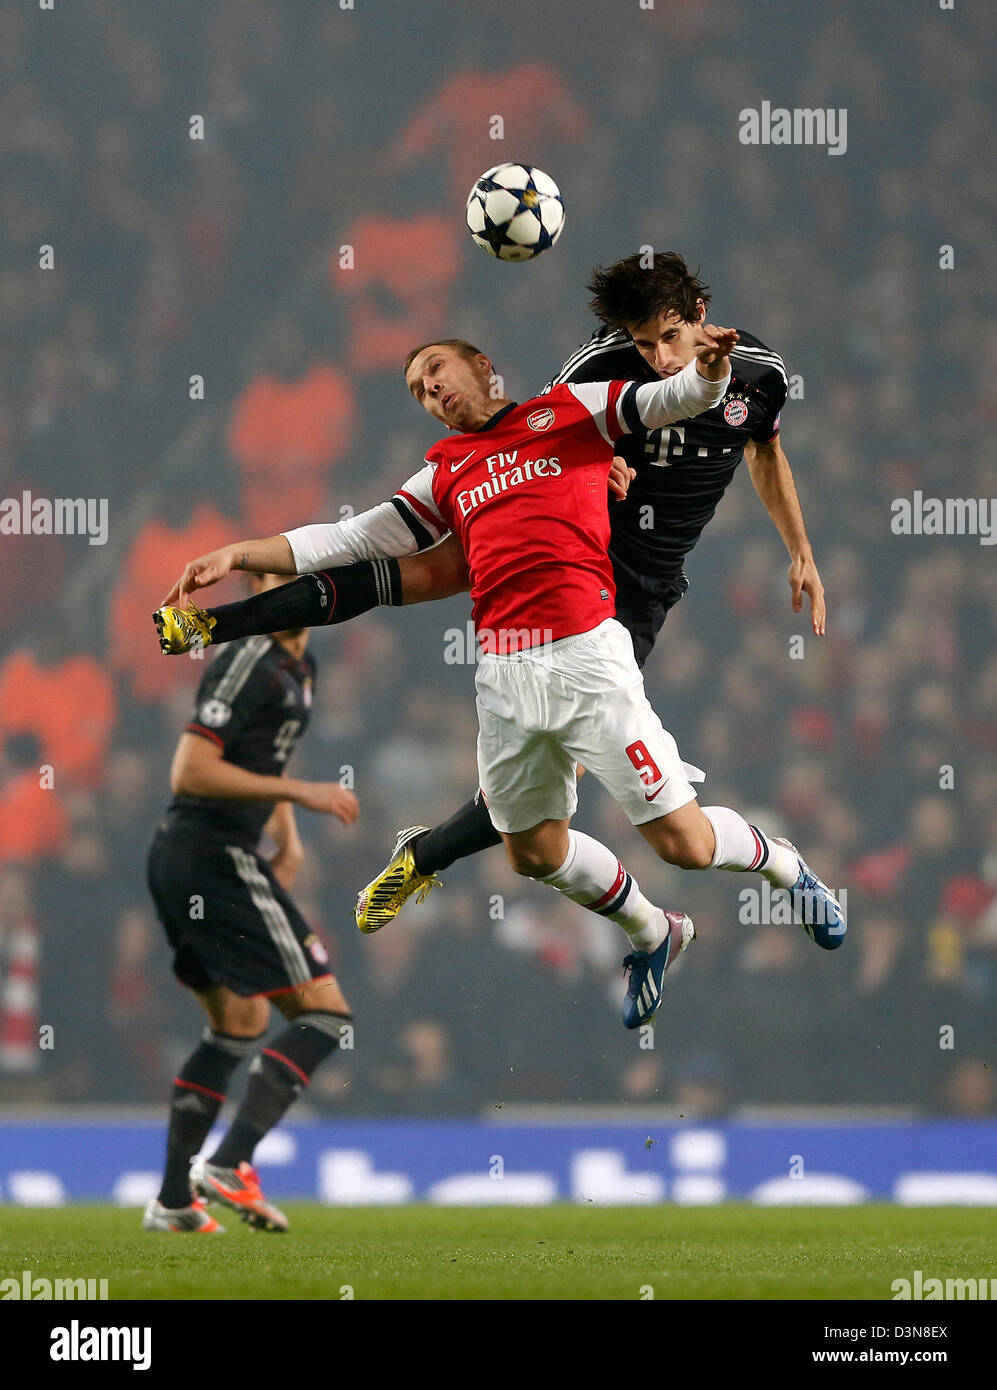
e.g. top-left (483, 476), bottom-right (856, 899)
top-left (747, 825), bottom-right (765, 872)
top-left (588, 861), bottom-right (626, 912)
top-left (318, 571), bottom-right (338, 625)
top-left (262, 1048), bottom-right (310, 1086)
top-left (173, 1077), bottom-right (226, 1103)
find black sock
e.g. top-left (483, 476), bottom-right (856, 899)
top-left (158, 1028), bottom-right (261, 1209)
top-left (412, 791), bottom-right (502, 875)
top-left (207, 560), bottom-right (402, 646)
top-left (210, 1012), bottom-right (349, 1168)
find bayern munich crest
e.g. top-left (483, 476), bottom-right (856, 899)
top-left (527, 407), bottom-right (554, 431)
top-left (304, 934), bottom-right (328, 964)
top-left (723, 397), bottom-right (749, 427)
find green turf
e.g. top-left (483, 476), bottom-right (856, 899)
top-left (1, 1205), bottom-right (993, 1300)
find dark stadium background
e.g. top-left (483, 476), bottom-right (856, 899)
top-left (1, 0), bottom-right (994, 1136)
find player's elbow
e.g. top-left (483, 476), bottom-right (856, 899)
top-left (433, 569), bottom-right (472, 600)
top-left (400, 541), bottom-right (470, 604)
top-left (437, 559), bottom-right (472, 598)
top-left (169, 763), bottom-right (197, 797)
top-left (169, 750), bottom-right (209, 797)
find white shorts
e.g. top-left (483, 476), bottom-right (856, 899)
top-left (475, 618), bottom-right (705, 835)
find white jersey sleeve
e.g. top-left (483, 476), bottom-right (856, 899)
top-left (567, 358), bottom-right (731, 442)
top-left (282, 463), bottom-right (448, 573)
top-left (391, 462), bottom-right (450, 550)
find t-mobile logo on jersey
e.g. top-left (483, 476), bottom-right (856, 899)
top-left (456, 455), bottom-right (562, 517)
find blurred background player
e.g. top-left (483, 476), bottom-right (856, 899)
top-left (144, 573), bottom-right (358, 1233)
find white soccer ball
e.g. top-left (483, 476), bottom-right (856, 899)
top-left (465, 163), bottom-right (565, 262)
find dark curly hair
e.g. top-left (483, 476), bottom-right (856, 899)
top-left (587, 251), bottom-right (711, 330)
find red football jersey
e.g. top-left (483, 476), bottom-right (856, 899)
top-left (408, 385), bottom-right (635, 653)
top-left (385, 365), bottom-right (728, 654)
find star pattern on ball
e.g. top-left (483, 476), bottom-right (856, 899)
top-left (466, 163), bottom-right (565, 262)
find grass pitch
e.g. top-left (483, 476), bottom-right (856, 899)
top-left (2, 1205), bottom-right (992, 1300)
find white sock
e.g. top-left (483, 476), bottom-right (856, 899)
top-left (701, 806), bottom-right (799, 888)
top-left (540, 830), bottom-right (667, 952)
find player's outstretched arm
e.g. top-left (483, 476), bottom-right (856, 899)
top-left (161, 486), bottom-right (440, 610)
top-left (162, 536), bottom-right (296, 609)
top-left (630, 327), bottom-right (738, 429)
top-left (745, 435), bottom-right (827, 636)
top-left (170, 732), bottom-right (359, 821)
top-left (567, 340), bottom-right (736, 453)
top-left (156, 529), bottom-right (470, 656)
top-left (164, 531), bottom-right (470, 612)
top-left (155, 547), bottom-right (471, 655)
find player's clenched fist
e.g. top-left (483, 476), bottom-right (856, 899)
top-left (693, 325), bottom-right (739, 379)
top-left (609, 456), bottom-right (636, 500)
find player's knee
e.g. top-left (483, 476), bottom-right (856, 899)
top-left (278, 977), bottom-right (349, 1020)
top-left (216, 996), bottom-right (269, 1035)
top-left (655, 832), bottom-right (714, 871)
top-left (687, 836), bottom-right (716, 870)
top-left (507, 845), bottom-right (561, 879)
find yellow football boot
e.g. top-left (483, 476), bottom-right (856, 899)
top-left (153, 604), bottom-right (216, 655)
top-left (356, 826), bottom-right (440, 933)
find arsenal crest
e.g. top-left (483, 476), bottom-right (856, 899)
top-left (527, 407), bottom-right (554, 431)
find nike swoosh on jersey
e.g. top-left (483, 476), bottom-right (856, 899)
top-left (451, 451), bottom-right (476, 472)
top-left (644, 780), bottom-right (670, 802)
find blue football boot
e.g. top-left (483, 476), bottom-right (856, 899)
top-left (773, 837), bottom-right (846, 950)
top-left (621, 911), bottom-right (695, 1029)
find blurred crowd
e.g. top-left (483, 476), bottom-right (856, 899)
top-left (1, 0), bottom-right (994, 1117)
